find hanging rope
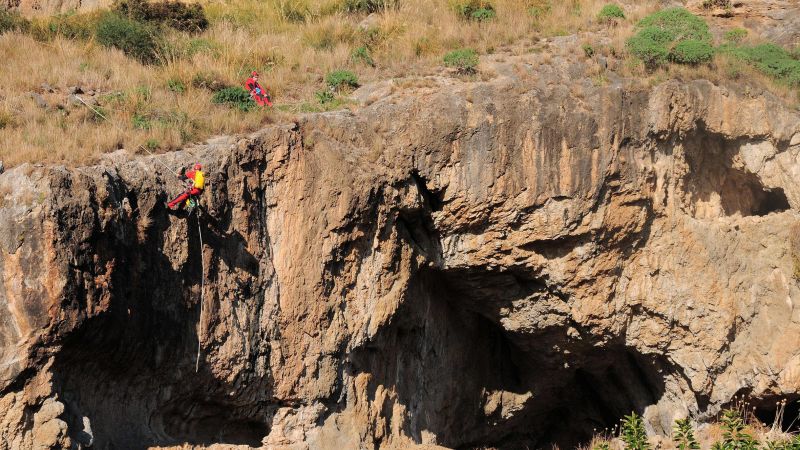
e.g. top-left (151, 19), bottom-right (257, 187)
top-left (195, 210), bottom-right (205, 373)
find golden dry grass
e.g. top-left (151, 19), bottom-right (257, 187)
top-left (0, 0), bottom-right (627, 167)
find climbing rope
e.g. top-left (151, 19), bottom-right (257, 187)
top-left (195, 209), bottom-right (205, 373)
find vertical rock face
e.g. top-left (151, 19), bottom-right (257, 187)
top-left (1, 57), bottom-right (800, 449)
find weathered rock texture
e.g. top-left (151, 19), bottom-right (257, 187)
top-left (2, 44), bottom-right (800, 449)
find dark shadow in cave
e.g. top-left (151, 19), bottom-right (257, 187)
top-left (346, 265), bottom-right (674, 450)
top-left (49, 200), bottom-right (271, 448)
top-left (679, 129), bottom-right (790, 218)
top-left (744, 394), bottom-right (800, 433)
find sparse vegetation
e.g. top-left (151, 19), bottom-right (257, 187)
top-left (725, 28), bottom-right (748, 43)
top-left (452, 0), bottom-right (496, 21)
top-left (0, 9), bottom-right (30, 34)
top-left (113, 0), bottom-right (208, 32)
top-left (444, 48), bottom-right (479, 73)
top-left (211, 86), bottom-right (256, 111)
top-left (326, 70), bottom-right (360, 91)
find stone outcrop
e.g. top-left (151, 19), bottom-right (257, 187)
top-left (1, 41), bottom-right (800, 449)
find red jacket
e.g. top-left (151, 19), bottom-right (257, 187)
top-left (245, 77), bottom-right (263, 94)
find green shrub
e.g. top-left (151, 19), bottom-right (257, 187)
top-left (351, 45), bottom-right (375, 66)
top-left (637, 7), bottom-right (711, 42)
top-left (452, 0), bottom-right (495, 21)
top-left (673, 418), bottom-right (700, 450)
top-left (113, 0), bottom-right (208, 32)
top-left (724, 28), bottom-right (747, 43)
top-left (211, 86), bottom-right (255, 111)
top-left (627, 8), bottom-right (711, 68)
top-left (627, 26), bottom-right (672, 67)
top-left (620, 412), bottom-right (650, 450)
top-left (725, 43), bottom-right (800, 85)
top-left (132, 113), bottom-right (152, 130)
top-left (326, 70), bottom-right (360, 90)
top-left (582, 43), bottom-right (595, 58)
top-left (597, 4), bottom-right (625, 23)
top-left (0, 9), bottom-right (30, 34)
top-left (444, 48), bottom-right (479, 73)
top-left (670, 39), bottom-right (714, 64)
top-left (0, 111), bottom-right (13, 130)
top-left (96, 13), bottom-right (161, 63)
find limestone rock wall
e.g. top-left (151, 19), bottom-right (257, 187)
top-left (1, 50), bottom-right (800, 449)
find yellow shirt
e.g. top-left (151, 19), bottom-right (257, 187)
top-left (193, 170), bottom-right (205, 189)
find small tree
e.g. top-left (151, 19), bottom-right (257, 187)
top-left (96, 13), bottom-right (161, 63)
top-left (621, 412), bottom-right (651, 450)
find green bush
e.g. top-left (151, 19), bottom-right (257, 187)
top-left (96, 13), bottom-right (161, 63)
top-left (582, 44), bottom-right (595, 58)
top-left (452, 0), bottom-right (495, 21)
top-left (528, 1), bottom-right (551, 20)
top-left (627, 8), bottom-right (711, 68)
top-left (637, 7), bottom-right (711, 42)
top-left (627, 26), bottom-right (672, 67)
top-left (670, 39), bottom-right (714, 64)
top-left (326, 70), bottom-right (360, 90)
top-left (316, 89), bottom-right (335, 104)
top-left (113, 0), bottom-right (208, 32)
top-left (723, 43), bottom-right (800, 86)
top-left (597, 4), bottom-right (625, 23)
top-left (444, 48), bottom-right (479, 73)
top-left (0, 9), bottom-right (30, 34)
top-left (673, 418), bottom-right (700, 450)
top-left (724, 28), bottom-right (747, 43)
top-left (211, 86), bottom-right (255, 111)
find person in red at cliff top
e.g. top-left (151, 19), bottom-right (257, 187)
top-left (245, 71), bottom-right (272, 107)
top-left (168, 163), bottom-right (205, 209)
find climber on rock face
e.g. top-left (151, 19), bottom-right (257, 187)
top-left (168, 163), bottom-right (205, 210)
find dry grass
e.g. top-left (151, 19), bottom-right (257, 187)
top-left (0, 0), bottom-right (626, 167)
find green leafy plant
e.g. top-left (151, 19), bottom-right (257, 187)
top-left (597, 4), bottom-right (625, 23)
top-left (593, 443), bottom-right (611, 450)
top-left (620, 412), bottom-right (651, 450)
top-left (528, 1), bottom-right (551, 20)
top-left (444, 48), bottom-right (479, 74)
top-left (145, 139), bottom-right (160, 150)
top-left (725, 28), bottom-right (747, 43)
top-left (582, 43), bottom-right (595, 58)
top-left (452, 0), bottom-right (496, 21)
top-left (29, 11), bottom-right (100, 41)
top-left (717, 409), bottom-right (758, 450)
top-left (673, 418), bottom-right (700, 450)
top-left (211, 86), bottom-right (256, 111)
top-left (113, 0), bottom-right (208, 32)
top-left (325, 70), bottom-right (360, 91)
top-left (670, 39), bottom-right (714, 64)
top-left (96, 13), bottom-right (161, 63)
top-left (132, 113), bottom-right (152, 130)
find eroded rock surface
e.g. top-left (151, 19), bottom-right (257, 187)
top-left (1, 45), bottom-right (800, 450)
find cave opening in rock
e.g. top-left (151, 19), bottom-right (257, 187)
top-left (751, 396), bottom-right (800, 433)
top-left (349, 266), bottom-right (674, 449)
top-left (680, 132), bottom-right (791, 218)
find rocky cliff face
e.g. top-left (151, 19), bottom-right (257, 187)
top-left (1, 43), bottom-right (800, 450)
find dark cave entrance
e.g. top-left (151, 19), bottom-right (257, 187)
top-left (751, 396), bottom-right (800, 433)
top-left (348, 267), bottom-right (674, 450)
